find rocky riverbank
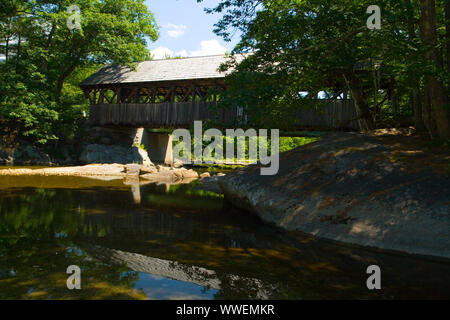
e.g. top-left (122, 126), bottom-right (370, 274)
top-left (0, 126), bottom-right (151, 166)
top-left (0, 163), bottom-right (200, 182)
top-left (219, 132), bottom-right (450, 259)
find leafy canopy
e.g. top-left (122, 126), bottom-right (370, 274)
top-left (0, 0), bottom-right (158, 144)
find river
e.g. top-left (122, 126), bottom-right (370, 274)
top-left (0, 173), bottom-right (449, 299)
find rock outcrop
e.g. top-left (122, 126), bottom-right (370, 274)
top-left (219, 132), bottom-right (450, 259)
top-left (79, 144), bottom-right (143, 164)
top-left (79, 126), bottom-right (153, 165)
top-left (0, 142), bottom-right (56, 166)
top-left (141, 166), bottom-right (199, 183)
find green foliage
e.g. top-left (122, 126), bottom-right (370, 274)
top-left (0, 0), bottom-right (158, 145)
top-left (0, 69), bottom-right (59, 144)
top-left (279, 137), bottom-right (319, 153)
top-left (174, 134), bottom-right (318, 163)
top-left (201, 0), bottom-right (449, 134)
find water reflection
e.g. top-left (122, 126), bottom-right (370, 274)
top-left (0, 176), bottom-right (449, 299)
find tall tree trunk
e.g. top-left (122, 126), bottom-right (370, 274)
top-left (445, 0), bottom-right (450, 112)
top-left (15, 33), bottom-right (21, 73)
top-left (5, 18), bottom-right (11, 64)
top-left (343, 72), bottom-right (375, 132)
top-left (372, 60), bottom-right (379, 119)
top-left (389, 78), bottom-right (399, 118)
top-left (406, 0), bottom-right (426, 132)
top-left (5, 37), bottom-right (9, 64)
top-left (55, 63), bottom-right (78, 101)
top-left (411, 88), bottom-right (424, 131)
top-left (445, 0), bottom-right (450, 73)
top-left (419, 0), bottom-right (449, 137)
top-left (422, 83), bottom-right (437, 136)
top-left (40, 22), bottom-right (56, 74)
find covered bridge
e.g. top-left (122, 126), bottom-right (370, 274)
top-left (79, 54), bottom-right (359, 164)
top-left (80, 54), bottom-right (247, 128)
top-left (79, 54), bottom-right (360, 130)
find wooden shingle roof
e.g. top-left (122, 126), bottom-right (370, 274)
top-left (80, 54), bottom-right (248, 87)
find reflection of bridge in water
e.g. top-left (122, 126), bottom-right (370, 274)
top-left (82, 244), bottom-right (275, 300)
top-left (122, 176), bottom-right (197, 204)
top-left (64, 183), bottom-right (450, 300)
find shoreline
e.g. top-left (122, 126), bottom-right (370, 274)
top-left (0, 163), bottom-right (215, 188)
top-left (0, 164), bottom-right (127, 177)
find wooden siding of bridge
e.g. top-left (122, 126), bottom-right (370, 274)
top-left (89, 102), bottom-right (238, 127)
top-left (89, 100), bottom-right (359, 129)
top-left (293, 99), bottom-right (359, 129)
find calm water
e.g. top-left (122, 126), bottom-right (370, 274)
top-left (0, 174), bottom-right (449, 300)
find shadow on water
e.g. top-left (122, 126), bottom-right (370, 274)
top-left (0, 175), bottom-right (449, 299)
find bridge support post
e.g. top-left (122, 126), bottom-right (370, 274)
top-left (146, 133), bottom-right (173, 166)
top-left (133, 128), bottom-right (153, 166)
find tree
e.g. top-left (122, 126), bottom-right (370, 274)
top-left (405, 0), bottom-right (425, 131)
top-left (419, 0), bottom-right (449, 137)
top-left (0, 0), bottom-right (158, 145)
top-left (446, 0), bottom-right (450, 74)
top-left (201, 0), bottom-right (449, 137)
top-left (202, 0), bottom-right (396, 130)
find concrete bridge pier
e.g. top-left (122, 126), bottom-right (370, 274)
top-left (80, 126), bottom-right (174, 166)
top-left (128, 128), bottom-right (174, 166)
top-left (146, 133), bottom-right (173, 166)
top-left (132, 128), bottom-right (153, 167)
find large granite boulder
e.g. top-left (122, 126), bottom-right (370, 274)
top-left (0, 142), bottom-right (52, 165)
top-left (219, 132), bottom-right (450, 259)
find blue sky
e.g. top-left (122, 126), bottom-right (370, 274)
top-left (144, 0), bottom-right (240, 59)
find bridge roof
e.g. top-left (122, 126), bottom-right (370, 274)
top-left (80, 54), bottom-right (249, 87)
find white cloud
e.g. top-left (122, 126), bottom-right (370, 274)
top-left (190, 40), bottom-right (227, 57)
top-left (151, 47), bottom-right (174, 59)
top-left (166, 23), bottom-right (187, 38)
top-left (151, 39), bottom-right (228, 60)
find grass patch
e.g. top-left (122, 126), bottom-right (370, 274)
top-left (176, 135), bottom-right (319, 174)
